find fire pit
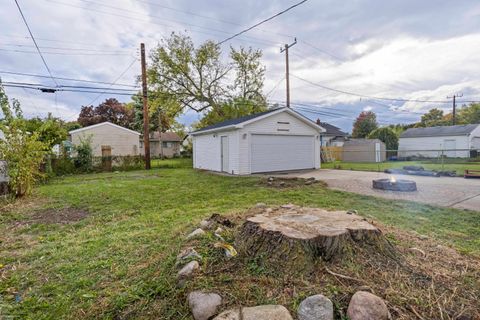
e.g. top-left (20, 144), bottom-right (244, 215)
top-left (372, 177), bottom-right (417, 192)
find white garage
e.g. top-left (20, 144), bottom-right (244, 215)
top-left (191, 107), bottom-right (325, 175)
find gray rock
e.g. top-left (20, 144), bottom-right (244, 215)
top-left (268, 177), bottom-right (275, 182)
top-left (188, 291), bottom-right (222, 320)
top-left (298, 294), bottom-right (333, 320)
top-left (176, 247), bottom-right (202, 264)
top-left (177, 260), bottom-right (199, 278)
top-left (215, 227), bottom-right (224, 234)
top-left (255, 202), bottom-right (267, 208)
top-left (187, 228), bottom-right (206, 239)
top-left (347, 209), bottom-right (358, 215)
top-left (214, 305), bottom-right (293, 320)
top-left (281, 204), bottom-right (295, 209)
top-left (200, 219), bottom-right (214, 229)
top-left (347, 291), bottom-right (390, 320)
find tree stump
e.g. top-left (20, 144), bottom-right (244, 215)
top-left (236, 205), bottom-right (398, 272)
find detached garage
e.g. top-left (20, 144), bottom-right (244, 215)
top-left (191, 107), bottom-right (325, 175)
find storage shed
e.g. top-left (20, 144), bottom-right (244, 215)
top-left (69, 122), bottom-right (141, 157)
top-left (191, 107), bottom-right (325, 174)
top-left (342, 139), bottom-right (386, 162)
top-left (398, 124), bottom-right (480, 158)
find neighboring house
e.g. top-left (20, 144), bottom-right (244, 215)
top-left (190, 107), bottom-right (325, 175)
top-left (316, 119), bottom-right (348, 147)
top-left (140, 131), bottom-right (182, 158)
top-left (398, 124), bottom-right (480, 158)
top-left (342, 139), bottom-right (386, 163)
top-left (69, 122), bottom-right (141, 157)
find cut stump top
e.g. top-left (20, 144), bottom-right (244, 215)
top-left (246, 206), bottom-right (378, 240)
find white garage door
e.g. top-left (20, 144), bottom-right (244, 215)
top-left (251, 134), bottom-right (315, 173)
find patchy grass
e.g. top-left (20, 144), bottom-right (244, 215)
top-left (322, 160), bottom-right (480, 175)
top-left (0, 159), bottom-right (478, 319)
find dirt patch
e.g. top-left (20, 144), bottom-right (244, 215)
top-left (27, 208), bottom-right (89, 225)
top-left (257, 176), bottom-right (326, 188)
top-left (181, 206), bottom-right (480, 320)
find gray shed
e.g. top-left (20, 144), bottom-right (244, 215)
top-left (342, 139), bottom-right (386, 162)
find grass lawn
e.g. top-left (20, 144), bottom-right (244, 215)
top-left (322, 160), bottom-right (480, 175)
top-left (0, 159), bottom-right (478, 319)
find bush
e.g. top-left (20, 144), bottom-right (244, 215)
top-left (73, 136), bottom-right (93, 172)
top-left (0, 125), bottom-right (47, 197)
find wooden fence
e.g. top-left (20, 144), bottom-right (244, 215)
top-left (321, 146), bottom-right (343, 162)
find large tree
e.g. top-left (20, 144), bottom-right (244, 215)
top-left (419, 108), bottom-right (446, 127)
top-left (77, 98), bottom-right (135, 129)
top-left (368, 127), bottom-right (399, 151)
top-left (196, 98), bottom-right (267, 129)
top-left (147, 33), bottom-right (267, 122)
top-left (457, 103), bottom-right (480, 124)
top-left (352, 111), bottom-right (378, 138)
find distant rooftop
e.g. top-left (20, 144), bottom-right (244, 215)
top-left (318, 122), bottom-right (347, 136)
top-left (400, 124), bottom-right (479, 138)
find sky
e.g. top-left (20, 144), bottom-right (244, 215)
top-left (1, 0), bottom-right (480, 132)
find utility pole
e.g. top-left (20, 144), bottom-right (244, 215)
top-left (447, 93), bottom-right (463, 125)
top-left (140, 43), bottom-right (151, 170)
top-left (280, 38), bottom-right (297, 107)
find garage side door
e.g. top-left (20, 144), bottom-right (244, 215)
top-left (251, 134), bottom-right (315, 173)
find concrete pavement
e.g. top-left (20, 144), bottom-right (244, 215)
top-left (280, 169), bottom-right (480, 211)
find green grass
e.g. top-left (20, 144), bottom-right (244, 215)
top-left (322, 160), bottom-right (480, 175)
top-left (0, 159), bottom-right (478, 319)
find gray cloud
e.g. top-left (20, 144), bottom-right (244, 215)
top-left (1, 0), bottom-right (479, 131)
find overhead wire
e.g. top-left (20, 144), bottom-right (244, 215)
top-left (13, 0), bottom-right (59, 86)
top-left (0, 70), bottom-right (139, 87)
top-left (217, 0), bottom-right (309, 45)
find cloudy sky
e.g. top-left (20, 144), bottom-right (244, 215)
top-left (1, 0), bottom-right (480, 132)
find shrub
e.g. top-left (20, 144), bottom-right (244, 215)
top-left (73, 136), bottom-right (93, 172)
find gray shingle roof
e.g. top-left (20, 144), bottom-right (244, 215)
top-left (400, 124), bottom-right (479, 138)
top-left (192, 108), bottom-right (283, 133)
top-left (319, 122), bottom-right (347, 136)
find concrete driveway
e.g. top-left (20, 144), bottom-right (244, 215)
top-left (281, 169), bottom-right (480, 211)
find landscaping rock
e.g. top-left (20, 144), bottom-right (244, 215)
top-left (214, 305), bottom-right (293, 320)
top-left (176, 247), bottom-right (202, 264)
top-left (297, 294), bottom-right (333, 320)
top-left (188, 291), bottom-right (222, 320)
top-left (177, 261), bottom-right (199, 278)
top-left (347, 291), bottom-right (390, 320)
top-left (187, 228), bottom-right (206, 239)
top-left (200, 219), bottom-right (214, 229)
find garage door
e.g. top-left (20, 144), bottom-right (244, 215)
top-left (251, 134), bottom-right (315, 173)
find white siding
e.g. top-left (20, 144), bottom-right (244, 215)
top-left (238, 112), bottom-right (320, 174)
top-left (70, 124), bottom-right (140, 157)
top-left (193, 130), bottom-right (239, 173)
top-left (469, 126), bottom-right (480, 149)
top-left (398, 135), bottom-right (470, 158)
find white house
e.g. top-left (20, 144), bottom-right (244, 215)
top-left (398, 124), bottom-right (480, 158)
top-left (191, 107), bottom-right (325, 175)
top-left (69, 122), bottom-right (141, 157)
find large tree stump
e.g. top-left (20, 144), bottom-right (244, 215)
top-left (236, 205), bottom-right (398, 272)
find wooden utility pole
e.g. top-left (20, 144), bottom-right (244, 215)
top-left (281, 38), bottom-right (297, 107)
top-left (447, 93), bottom-right (463, 125)
top-left (141, 43), bottom-right (151, 169)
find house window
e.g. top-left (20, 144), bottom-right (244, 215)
top-left (162, 142), bottom-right (174, 148)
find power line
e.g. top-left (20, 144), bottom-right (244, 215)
top-left (14, 0), bottom-right (58, 86)
top-left (1, 43), bottom-right (132, 53)
top-left (0, 70), bottom-right (139, 87)
top-left (2, 81), bottom-right (138, 93)
top-left (84, 58), bottom-right (139, 106)
top-left (291, 74), bottom-right (456, 104)
top-left (0, 48), bottom-right (133, 56)
top-left (3, 83), bottom-right (137, 95)
top-left (217, 0), bottom-right (309, 45)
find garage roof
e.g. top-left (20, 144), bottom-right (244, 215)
top-left (400, 124), bottom-right (479, 138)
top-left (191, 107), bottom-right (324, 135)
